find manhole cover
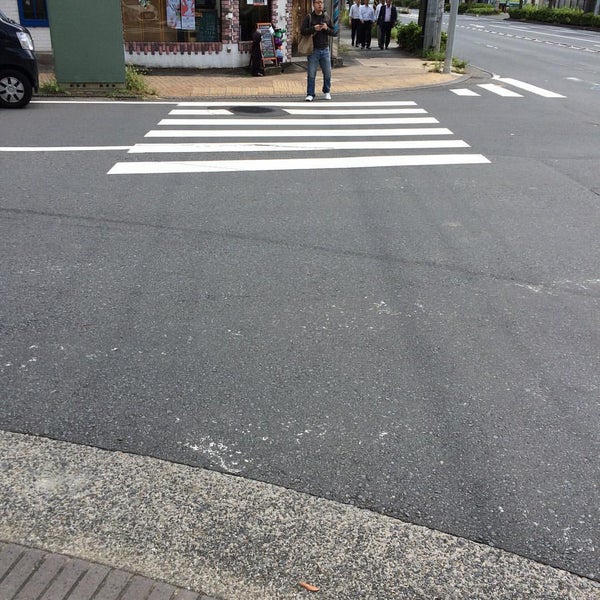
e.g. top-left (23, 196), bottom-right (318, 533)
top-left (230, 106), bottom-right (274, 114)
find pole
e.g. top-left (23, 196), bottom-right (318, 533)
top-left (331, 0), bottom-right (340, 62)
top-left (443, 0), bottom-right (459, 74)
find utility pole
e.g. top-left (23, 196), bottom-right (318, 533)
top-left (443, 0), bottom-right (459, 73)
top-left (423, 0), bottom-right (444, 52)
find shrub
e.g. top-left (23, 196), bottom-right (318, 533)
top-left (466, 4), bottom-right (498, 15)
top-left (396, 21), bottom-right (423, 52)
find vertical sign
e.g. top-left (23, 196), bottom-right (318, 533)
top-left (167, 0), bottom-right (196, 30)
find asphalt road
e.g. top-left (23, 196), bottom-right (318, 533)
top-left (1, 46), bottom-right (599, 587)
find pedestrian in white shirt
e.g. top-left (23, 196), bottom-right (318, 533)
top-left (349, 0), bottom-right (361, 47)
top-left (358, 0), bottom-right (374, 49)
top-left (374, 1), bottom-right (384, 50)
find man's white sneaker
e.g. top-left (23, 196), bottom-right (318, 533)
top-left (324, 92), bottom-right (332, 100)
top-left (305, 95), bottom-right (314, 102)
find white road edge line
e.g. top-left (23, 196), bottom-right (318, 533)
top-left (0, 146), bottom-right (132, 152)
top-left (31, 100), bottom-right (178, 105)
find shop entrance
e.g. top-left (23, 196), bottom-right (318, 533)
top-left (291, 0), bottom-right (311, 55)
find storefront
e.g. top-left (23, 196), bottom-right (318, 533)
top-left (121, 0), bottom-right (292, 68)
top-left (1, 0), bottom-right (339, 70)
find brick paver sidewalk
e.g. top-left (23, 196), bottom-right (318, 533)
top-left (0, 542), bottom-right (215, 600)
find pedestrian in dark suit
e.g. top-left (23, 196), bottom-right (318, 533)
top-left (376, 0), bottom-right (397, 50)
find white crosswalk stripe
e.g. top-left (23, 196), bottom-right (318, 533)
top-left (450, 89), bottom-right (481, 96)
top-left (158, 117), bottom-right (439, 126)
top-left (450, 76), bottom-right (565, 99)
top-left (478, 84), bottom-right (524, 97)
top-left (144, 128), bottom-right (455, 138)
top-left (495, 77), bottom-right (566, 98)
top-left (108, 101), bottom-right (489, 175)
top-left (129, 140), bottom-right (471, 153)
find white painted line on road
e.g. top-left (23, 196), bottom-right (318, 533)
top-left (282, 108), bottom-right (428, 115)
top-left (477, 84), bottom-right (523, 97)
top-left (31, 100), bottom-right (178, 105)
top-left (495, 77), bottom-right (566, 98)
top-left (129, 140), bottom-right (470, 153)
top-left (145, 127), bottom-right (454, 138)
top-left (450, 89), bottom-right (480, 96)
top-left (108, 153), bottom-right (490, 175)
top-left (0, 146), bottom-right (131, 152)
top-left (176, 101), bottom-right (418, 107)
top-left (158, 117), bottom-right (439, 126)
top-left (168, 108), bottom-right (233, 115)
top-left (169, 108), bottom-right (427, 116)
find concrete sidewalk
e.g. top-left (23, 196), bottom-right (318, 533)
top-left (38, 24), bottom-right (465, 100)
top-left (136, 51), bottom-right (461, 99)
top-left (1, 431), bottom-right (599, 600)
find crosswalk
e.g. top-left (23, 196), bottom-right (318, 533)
top-left (450, 76), bottom-right (566, 98)
top-left (108, 101), bottom-right (489, 175)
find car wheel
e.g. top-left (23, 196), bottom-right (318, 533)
top-left (0, 69), bottom-right (33, 108)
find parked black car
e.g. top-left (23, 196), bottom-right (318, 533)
top-left (0, 9), bottom-right (38, 108)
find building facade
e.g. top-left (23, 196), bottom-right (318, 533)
top-left (1, 0), bottom-right (337, 69)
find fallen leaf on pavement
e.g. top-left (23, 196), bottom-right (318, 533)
top-left (298, 581), bottom-right (320, 592)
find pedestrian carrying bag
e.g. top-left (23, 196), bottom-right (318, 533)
top-left (298, 33), bottom-right (313, 55)
top-left (298, 16), bottom-right (313, 55)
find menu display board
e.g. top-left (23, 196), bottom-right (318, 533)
top-left (256, 22), bottom-right (278, 68)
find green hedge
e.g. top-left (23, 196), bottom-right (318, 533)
top-left (446, 2), bottom-right (499, 14)
top-left (465, 4), bottom-right (498, 15)
top-left (508, 6), bottom-right (600, 28)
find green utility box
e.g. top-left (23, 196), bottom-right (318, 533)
top-left (46, 0), bottom-right (126, 88)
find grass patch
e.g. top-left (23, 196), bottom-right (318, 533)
top-left (118, 64), bottom-right (155, 97)
top-left (39, 77), bottom-right (64, 94)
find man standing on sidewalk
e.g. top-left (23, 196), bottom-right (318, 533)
top-left (359, 0), bottom-right (375, 49)
top-left (349, 0), bottom-right (362, 47)
top-left (374, 0), bottom-right (384, 51)
top-left (377, 0), bottom-right (397, 49)
top-left (301, 0), bottom-right (335, 101)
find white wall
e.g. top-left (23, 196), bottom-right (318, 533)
top-left (125, 44), bottom-right (249, 69)
top-left (1, 0), bottom-right (53, 52)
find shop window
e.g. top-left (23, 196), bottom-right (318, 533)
top-left (239, 0), bottom-right (271, 41)
top-left (121, 0), bottom-right (221, 43)
top-left (17, 0), bottom-right (48, 26)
